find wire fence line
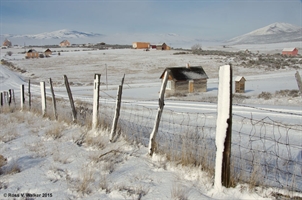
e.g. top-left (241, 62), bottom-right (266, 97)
top-left (1, 85), bottom-right (302, 193)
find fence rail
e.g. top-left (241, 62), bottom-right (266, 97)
top-left (1, 75), bottom-right (301, 194)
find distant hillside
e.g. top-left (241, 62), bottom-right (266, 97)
top-left (226, 22), bottom-right (302, 45)
top-left (1, 29), bottom-right (103, 40)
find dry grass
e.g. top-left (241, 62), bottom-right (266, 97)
top-left (171, 184), bottom-right (189, 200)
top-left (45, 123), bottom-right (65, 139)
top-left (113, 183), bottom-right (149, 199)
top-left (74, 167), bottom-right (95, 195)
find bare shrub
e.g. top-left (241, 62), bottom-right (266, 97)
top-left (1, 160), bottom-right (21, 175)
top-left (0, 155), bottom-right (7, 168)
top-left (258, 92), bottom-right (272, 100)
top-left (6, 51), bottom-right (13, 56)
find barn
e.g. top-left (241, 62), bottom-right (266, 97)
top-left (282, 48), bottom-right (298, 56)
top-left (60, 40), bottom-right (70, 47)
top-left (26, 49), bottom-right (39, 59)
top-left (132, 42), bottom-right (150, 49)
top-left (152, 43), bottom-right (171, 50)
top-left (160, 64), bottom-right (208, 96)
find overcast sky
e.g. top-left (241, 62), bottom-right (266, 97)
top-left (1, 0), bottom-right (301, 41)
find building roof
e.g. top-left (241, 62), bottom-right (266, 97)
top-left (27, 49), bottom-right (37, 53)
top-left (160, 66), bottom-right (208, 81)
top-left (282, 48), bottom-right (298, 52)
top-left (235, 76), bottom-right (246, 82)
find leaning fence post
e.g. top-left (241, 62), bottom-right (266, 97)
top-left (92, 74), bottom-right (101, 130)
top-left (295, 71), bottom-right (302, 98)
top-left (148, 70), bottom-right (169, 156)
top-left (110, 74), bottom-right (125, 142)
top-left (20, 85), bottom-right (25, 110)
top-left (40, 81), bottom-right (47, 117)
top-left (49, 78), bottom-right (58, 120)
top-left (214, 64), bottom-right (232, 190)
top-left (64, 75), bottom-right (77, 123)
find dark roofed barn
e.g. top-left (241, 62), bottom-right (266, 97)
top-left (160, 64), bottom-right (208, 96)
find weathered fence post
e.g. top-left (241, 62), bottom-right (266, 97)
top-left (295, 71), bottom-right (302, 98)
top-left (49, 78), bottom-right (58, 120)
top-left (148, 70), bottom-right (170, 156)
top-left (92, 74), bottom-right (101, 130)
top-left (0, 92), bottom-right (3, 106)
top-left (8, 89), bottom-right (12, 106)
top-left (214, 64), bottom-right (232, 190)
top-left (28, 80), bottom-right (31, 110)
top-left (64, 75), bottom-right (77, 123)
top-left (20, 84), bottom-right (25, 110)
top-left (40, 81), bottom-right (47, 117)
top-left (110, 74), bottom-right (125, 142)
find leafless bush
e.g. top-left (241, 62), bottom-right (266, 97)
top-left (0, 159), bottom-right (21, 175)
top-left (258, 92), bottom-right (272, 100)
top-left (0, 155), bottom-right (7, 168)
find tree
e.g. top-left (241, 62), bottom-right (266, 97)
top-left (191, 44), bottom-right (202, 54)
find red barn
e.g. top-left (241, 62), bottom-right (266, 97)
top-left (282, 48), bottom-right (298, 56)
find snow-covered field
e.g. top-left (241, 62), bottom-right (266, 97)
top-left (0, 45), bottom-right (302, 199)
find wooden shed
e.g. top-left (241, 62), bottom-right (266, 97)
top-left (282, 48), bottom-right (298, 56)
top-left (26, 49), bottom-right (39, 59)
top-left (60, 40), bottom-right (70, 47)
top-left (132, 42), bottom-right (150, 49)
top-left (235, 76), bottom-right (246, 93)
top-left (160, 64), bottom-right (208, 96)
top-left (44, 49), bottom-right (52, 57)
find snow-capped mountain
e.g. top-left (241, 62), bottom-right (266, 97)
top-left (226, 22), bottom-right (302, 45)
top-left (1, 29), bottom-right (102, 40)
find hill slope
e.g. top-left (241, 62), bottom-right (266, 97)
top-left (227, 22), bottom-right (302, 45)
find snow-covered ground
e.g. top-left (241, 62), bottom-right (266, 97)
top-left (0, 45), bottom-right (302, 199)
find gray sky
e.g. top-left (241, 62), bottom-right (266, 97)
top-left (1, 0), bottom-right (301, 41)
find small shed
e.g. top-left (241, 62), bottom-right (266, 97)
top-left (235, 76), bottom-right (246, 93)
top-left (26, 49), bottom-right (39, 59)
top-left (282, 48), bottom-right (298, 56)
top-left (132, 42), bottom-right (150, 49)
top-left (60, 40), bottom-right (70, 47)
top-left (44, 49), bottom-right (52, 57)
top-left (160, 64), bottom-right (208, 96)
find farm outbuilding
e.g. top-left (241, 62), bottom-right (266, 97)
top-left (132, 42), bottom-right (150, 49)
top-left (282, 48), bottom-right (298, 56)
top-left (26, 49), bottom-right (39, 59)
top-left (44, 49), bottom-right (52, 57)
top-left (60, 40), bottom-right (70, 47)
top-left (160, 64), bottom-right (208, 97)
top-left (2, 39), bottom-right (12, 48)
top-left (235, 76), bottom-right (246, 93)
top-left (153, 43), bottom-right (171, 50)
